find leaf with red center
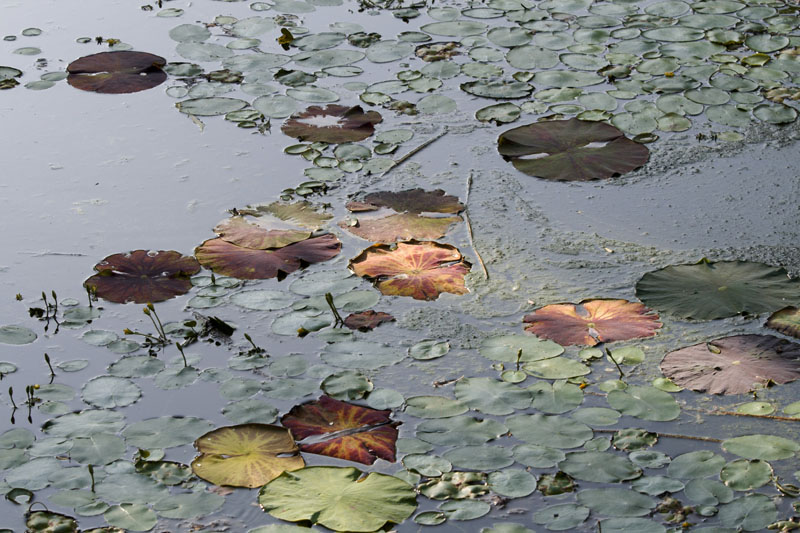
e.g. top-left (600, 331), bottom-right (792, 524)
top-left (358, 189), bottom-right (465, 214)
top-left (339, 213), bottom-right (462, 243)
top-left (349, 241), bottom-right (471, 301)
top-left (83, 250), bottom-right (201, 304)
top-left (281, 105), bottom-right (382, 143)
top-left (195, 234), bottom-right (341, 280)
top-left (766, 307), bottom-right (800, 339)
top-left (497, 118), bottom-right (649, 181)
top-left (344, 310), bottom-right (395, 331)
top-left (523, 299), bottom-right (661, 346)
top-left (661, 334), bottom-right (800, 395)
top-left (281, 395), bottom-right (399, 465)
top-left (67, 51), bottom-right (167, 94)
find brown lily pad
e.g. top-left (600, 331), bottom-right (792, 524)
top-left (195, 234), bottom-right (341, 280)
top-left (350, 240), bottom-right (471, 301)
top-left (497, 118), bottom-right (649, 181)
top-left (84, 250), bottom-right (201, 304)
top-left (281, 105), bottom-right (382, 143)
top-left (237, 201), bottom-right (333, 230)
top-left (344, 310), bottom-right (395, 331)
top-left (67, 51), bottom-right (167, 94)
top-left (767, 307), bottom-right (800, 339)
top-left (523, 299), bottom-right (661, 346)
top-left (660, 334), bottom-right (800, 395)
top-left (281, 395), bottom-right (399, 465)
top-left (356, 189), bottom-right (465, 214)
top-left (214, 217), bottom-right (312, 250)
top-left (340, 213), bottom-right (462, 243)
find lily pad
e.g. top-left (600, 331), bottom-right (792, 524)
top-left (258, 466), bottom-right (417, 532)
top-left (523, 299), bottom-right (661, 346)
top-left (344, 310), bottom-right (395, 331)
top-left (660, 334), bottom-right (800, 394)
top-left (722, 434), bottom-right (800, 460)
top-left (497, 118), bottom-right (649, 181)
top-left (0, 325), bottom-right (36, 345)
top-left (67, 51), bottom-right (166, 93)
top-left (350, 240), bottom-right (471, 300)
top-left (282, 105), bottom-right (382, 143)
top-left (191, 423), bottom-right (304, 488)
top-left (636, 259), bottom-right (800, 320)
top-left (281, 395), bottom-right (399, 465)
top-left (454, 377), bottom-right (532, 415)
top-left (84, 250), bottom-right (200, 304)
top-left (195, 234), bottom-right (341, 279)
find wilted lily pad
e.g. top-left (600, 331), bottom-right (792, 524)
top-left (766, 306), bottom-right (800, 338)
top-left (195, 234), bottom-right (341, 279)
top-left (191, 423), bottom-right (304, 488)
top-left (636, 259), bottom-right (800, 320)
top-left (497, 118), bottom-right (649, 181)
top-left (523, 299), bottom-right (661, 346)
top-left (84, 250), bottom-right (200, 304)
top-left (67, 51), bottom-right (166, 93)
top-left (282, 104), bottom-right (382, 143)
top-left (259, 466), bottom-right (417, 532)
top-left (350, 240), bottom-right (470, 300)
top-left (344, 310), bottom-right (395, 331)
top-left (281, 395), bottom-right (399, 465)
top-left (660, 334), bottom-right (800, 394)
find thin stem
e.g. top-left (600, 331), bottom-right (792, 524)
top-left (325, 293), bottom-right (345, 327)
top-left (380, 127), bottom-right (448, 177)
top-left (8, 387), bottom-right (16, 409)
top-left (175, 343), bottom-right (188, 368)
top-left (602, 344), bottom-right (625, 378)
top-left (44, 353), bottom-right (55, 379)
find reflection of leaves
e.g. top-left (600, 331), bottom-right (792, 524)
top-left (281, 105), bottom-right (382, 143)
top-left (191, 424), bottom-right (304, 488)
top-left (350, 241), bottom-right (470, 300)
top-left (83, 250), bottom-right (200, 304)
top-left (67, 51), bottom-right (167, 94)
top-left (195, 234), bottom-right (341, 280)
top-left (281, 395), bottom-right (399, 465)
top-left (497, 118), bottom-right (649, 181)
top-left (523, 299), bottom-right (661, 346)
top-left (661, 334), bottom-right (800, 395)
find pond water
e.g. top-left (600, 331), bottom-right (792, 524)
top-left (2, 0), bottom-right (800, 531)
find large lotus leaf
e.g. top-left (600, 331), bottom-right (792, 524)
top-left (281, 395), bottom-right (399, 465)
top-left (191, 424), bottom-right (303, 488)
top-left (258, 466), bottom-right (417, 532)
top-left (281, 105), bottom-right (382, 143)
top-left (497, 118), bottom-right (649, 181)
top-left (340, 213), bottom-right (462, 243)
top-left (523, 299), bottom-right (661, 346)
top-left (195, 234), bottom-right (341, 279)
top-left (84, 250), bottom-right (200, 304)
top-left (67, 51), bottom-right (167, 93)
top-left (356, 189), bottom-right (464, 214)
top-left (636, 259), bottom-right (800, 320)
top-left (349, 240), bottom-right (470, 300)
top-left (660, 334), bottom-right (800, 395)
top-left (214, 217), bottom-right (311, 250)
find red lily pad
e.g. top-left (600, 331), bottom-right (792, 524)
top-left (195, 234), bottom-right (341, 280)
top-left (660, 334), bottom-right (800, 395)
top-left (344, 310), bottom-right (395, 331)
top-left (67, 51), bottom-right (167, 94)
top-left (84, 250), bottom-right (201, 304)
top-left (349, 240), bottom-right (471, 301)
top-left (280, 395), bottom-right (399, 465)
top-left (281, 105), bottom-right (383, 143)
top-left (766, 307), bottom-right (800, 339)
top-left (497, 118), bottom-right (649, 181)
top-left (523, 299), bottom-right (661, 346)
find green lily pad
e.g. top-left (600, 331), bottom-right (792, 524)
top-left (454, 377), bottom-right (532, 415)
top-left (103, 504), bottom-right (157, 531)
top-left (559, 451), bottom-right (642, 483)
top-left (480, 334), bottom-right (564, 362)
top-left (718, 494), bottom-right (777, 531)
top-left (577, 488), bottom-right (656, 516)
top-left (81, 376), bottom-right (141, 408)
top-left (123, 416), bottom-right (213, 449)
top-left (506, 413), bottom-right (593, 448)
top-left (607, 386), bottom-right (680, 421)
top-left (0, 325), bottom-right (37, 345)
top-left (722, 434), bottom-right (800, 460)
top-left (416, 416), bottom-right (508, 446)
top-left (533, 503), bottom-right (589, 530)
top-left (668, 450), bottom-right (725, 478)
top-left (259, 466), bottom-right (417, 532)
top-left (720, 459), bottom-right (772, 490)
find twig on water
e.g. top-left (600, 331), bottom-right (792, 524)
top-left (464, 172), bottom-right (489, 280)
top-left (380, 127), bottom-right (448, 177)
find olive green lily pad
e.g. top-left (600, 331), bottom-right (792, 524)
top-left (0, 325), bottom-right (36, 345)
top-left (722, 434), bottom-right (800, 460)
top-left (720, 459), bottom-right (772, 490)
top-left (576, 488), bottom-right (656, 516)
top-left (506, 413), bottom-right (593, 448)
top-left (259, 466), bottom-right (417, 532)
top-left (533, 504), bottom-right (589, 530)
top-left (454, 377), bottom-right (532, 415)
top-left (607, 386), bottom-right (680, 421)
top-left (718, 494), bottom-right (777, 531)
top-left (636, 259), bottom-right (800, 320)
top-left (559, 451), bottom-right (642, 483)
top-left (416, 416), bottom-right (508, 446)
